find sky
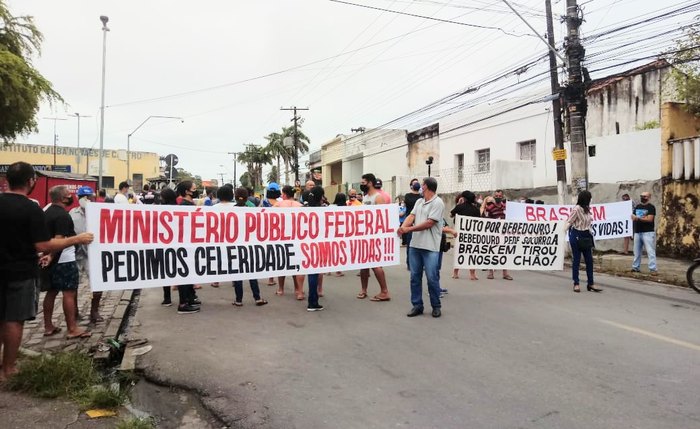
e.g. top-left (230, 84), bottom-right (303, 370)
top-left (10, 0), bottom-right (698, 183)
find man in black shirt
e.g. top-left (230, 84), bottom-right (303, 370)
top-left (403, 178), bottom-right (421, 268)
top-left (449, 191), bottom-right (481, 280)
top-left (631, 191), bottom-right (657, 274)
top-left (43, 185), bottom-right (91, 340)
top-left (0, 162), bottom-right (93, 380)
top-left (174, 181), bottom-right (200, 314)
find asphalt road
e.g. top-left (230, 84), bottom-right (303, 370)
top-left (133, 255), bottom-right (700, 429)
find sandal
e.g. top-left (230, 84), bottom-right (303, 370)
top-left (255, 299), bottom-right (268, 306)
top-left (356, 292), bottom-right (368, 299)
top-left (295, 294), bottom-right (305, 301)
top-left (43, 327), bottom-right (62, 337)
top-left (487, 273), bottom-right (494, 280)
top-left (503, 275), bottom-right (513, 281)
top-left (369, 295), bottom-right (391, 302)
top-left (66, 331), bottom-right (92, 339)
top-left (275, 290), bottom-right (284, 296)
top-left (211, 282), bottom-right (220, 288)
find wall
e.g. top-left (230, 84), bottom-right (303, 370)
top-left (657, 103), bottom-right (700, 259)
top-left (586, 67), bottom-right (667, 138)
top-left (0, 142), bottom-right (160, 193)
top-left (587, 129), bottom-right (662, 183)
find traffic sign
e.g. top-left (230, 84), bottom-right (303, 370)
top-left (552, 149), bottom-right (567, 161)
top-left (165, 154), bottom-right (179, 166)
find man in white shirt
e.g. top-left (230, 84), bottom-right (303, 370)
top-left (113, 181), bottom-right (130, 204)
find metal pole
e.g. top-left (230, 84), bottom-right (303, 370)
top-left (227, 152), bottom-right (238, 188)
top-left (280, 106), bottom-right (309, 184)
top-left (43, 117), bottom-right (67, 169)
top-left (98, 16), bottom-right (109, 190)
top-left (545, 0), bottom-right (568, 205)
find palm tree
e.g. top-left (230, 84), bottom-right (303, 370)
top-left (263, 131), bottom-right (285, 183)
top-left (278, 125), bottom-right (311, 184)
top-left (237, 145), bottom-right (272, 190)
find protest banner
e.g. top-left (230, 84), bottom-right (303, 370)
top-left (86, 204), bottom-right (400, 291)
top-left (453, 216), bottom-right (566, 271)
top-left (505, 201), bottom-right (633, 240)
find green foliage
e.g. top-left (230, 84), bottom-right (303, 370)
top-left (76, 385), bottom-right (128, 410)
top-left (239, 171), bottom-right (252, 188)
top-left (175, 167), bottom-right (202, 189)
top-left (267, 165), bottom-right (279, 184)
top-left (668, 21), bottom-right (700, 116)
top-left (238, 145), bottom-right (272, 190)
top-left (0, 1), bottom-right (62, 142)
top-left (635, 119), bottom-right (660, 130)
top-left (115, 417), bottom-right (156, 429)
top-left (6, 352), bottom-right (100, 399)
top-left (262, 125), bottom-right (311, 184)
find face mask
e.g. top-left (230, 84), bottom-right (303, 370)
top-left (63, 196), bottom-right (74, 206)
top-left (412, 183), bottom-right (420, 191)
top-left (494, 197), bottom-right (504, 204)
top-left (359, 184), bottom-right (369, 194)
top-left (640, 197), bottom-right (649, 203)
top-left (191, 190), bottom-right (200, 199)
top-left (477, 199), bottom-right (483, 205)
top-left (79, 198), bottom-right (88, 209)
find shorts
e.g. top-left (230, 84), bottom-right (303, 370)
top-left (0, 277), bottom-right (40, 322)
top-left (49, 261), bottom-right (79, 291)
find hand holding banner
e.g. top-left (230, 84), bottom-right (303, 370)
top-left (453, 216), bottom-right (566, 271)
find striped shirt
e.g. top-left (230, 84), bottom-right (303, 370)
top-left (566, 205), bottom-right (593, 231)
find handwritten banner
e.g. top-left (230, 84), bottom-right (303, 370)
top-left (86, 204), bottom-right (400, 291)
top-left (505, 201), bottom-right (633, 240)
top-left (453, 216), bottom-right (566, 271)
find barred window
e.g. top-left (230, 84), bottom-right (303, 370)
top-left (476, 149), bottom-right (490, 173)
top-left (518, 140), bottom-right (536, 167)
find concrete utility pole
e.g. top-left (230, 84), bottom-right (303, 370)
top-left (43, 117), bottom-right (67, 168)
top-left (280, 106), bottom-right (309, 183)
top-left (227, 152), bottom-right (238, 188)
top-left (69, 113), bottom-right (91, 174)
top-left (564, 0), bottom-right (588, 195)
top-left (545, 0), bottom-right (568, 205)
top-left (98, 15), bottom-right (110, 190)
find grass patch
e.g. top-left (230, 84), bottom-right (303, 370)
top-left (76, 385), bottom-right (128, 410)
top-left (6, 352), bottom-right (99, 398)
top-left (115, 417), bottom-right (156, 429)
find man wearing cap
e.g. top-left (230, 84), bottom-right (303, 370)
top-left (374, 178), bottom-right (392, 206)
top-left (70, 186), bottom-right (103, 323)
top-left (262, 182), bottom-right (281, 207)
top-left (113, 181), bottom-right (130, 204)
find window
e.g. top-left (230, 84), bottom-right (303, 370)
top-left (101, 176), bottom-right (115, 189)
top-left (455, 154), bottom-right (464, 182)
top-left (476, 149), bottom-right (490, 173)
top-left (132, 174), bottom-right (143, 193)
top-left (518, 140), bottom-right (536, 167)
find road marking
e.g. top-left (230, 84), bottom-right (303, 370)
top-left (599, 319), bottom-right (700, 352)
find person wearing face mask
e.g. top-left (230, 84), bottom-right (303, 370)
top-left (347, 188), bottom-right (363, 206)
top-left (69, 186), bottom-right (103, 323)
top-left (113, 181), bottom-right (130, 204)
top-left (42, 186), bottom-right (92, 339)
top-left (631, 191), bottom-right (657, 275)
top-left (356, 173), bottom-right (391, 301)
top-left (174, 181), bottom-right (202, 314)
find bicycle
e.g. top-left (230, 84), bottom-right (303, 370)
top-left (687, 258), bottom-right (700, 293)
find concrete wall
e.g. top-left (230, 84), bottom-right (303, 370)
top-left (587, 129), bottom-right (662, 183)
top-left (660, 103), bottom-right (700, 177)
top-left (587, 67), bottom-right (667, 138)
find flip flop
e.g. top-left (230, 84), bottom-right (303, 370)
top-left (296, 294), bottom-right (305, 301)
top-left (370, 295), bottom-right (391, 302)
top-left (255, 299), bottom-right (268, 306)
top-left (356, 292), bottom-right (368, 299)
top-left (503, 275), bottom-right (513, 281)
top-left (43, 327), bottom-right (62, 337)
top-left (275, 290), bottom-right (284, 296)
top-left (66, 331), bottom-right (92, 339)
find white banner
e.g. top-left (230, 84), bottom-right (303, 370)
top-left (86, 204), bottom-right (400, 291)
top-left (453, 216), bottom-right (566, 271)
top-left (505, 201), bottom-right (633, 240)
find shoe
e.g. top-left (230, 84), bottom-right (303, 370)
top-left (587, 285), bottom-right (603, 292)
top-left (573, 284), bottom-right (580, 293)
top-left (650, 270), bottom-right (658, 276)
top-left (190, 298), bottom-right (202, 306)
top-left (307, 304), bottom-right (324, 312)
top-left (177, 304), bottom-right (200, 314)
top-left (407, 307), bottom-right (424, 317)
top-left (432, 308), bottom-right (441, 318)
top-left (631, 268), bottom-right (640, 273)
top-left (232, 301), bottom-right (243, 307)
top-left (161, 299), bottom-right (172, 307)
top-left (440, 288), bottom-right (448, 294)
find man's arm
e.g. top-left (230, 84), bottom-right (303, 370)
top-left (35, 234), bottom-right (93, 255)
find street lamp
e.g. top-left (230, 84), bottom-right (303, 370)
top-left (426, 156), bottom-right (434, 177)
top-left (98, 15), bottom-right (109, 190)
top-left (127, 116), bottom-right (183, 183)
top-left (227, 152), bottom-right (238, 188)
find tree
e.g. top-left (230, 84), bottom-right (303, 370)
top-left (262, 125), bottom-right (311, 184)
top-left (175, 167), bottom-right (202, 189)
top-left (266, 165), bottom-right (279, 184)
top-left (668, 21), bottom-right (700, 116)
top-left (237, 145), bottom-right (272, 190)
top-left (239, 172), bottom-right (252, 189)
top-left (263, 131), bottom-right (285, 183)
top-left (0, 1), bottom-right (62, 143)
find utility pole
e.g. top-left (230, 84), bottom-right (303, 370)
top-left (69, 113), bottom-right (91, 174)
top-left (43, 117), bottom-right (67, 169)
top-left (545, 0), bottom-right (568, 205)
top-left (227, 152), bottom-right (238, 188)
top-left (280, 106), bottom-right (309, 183)
top-left (218, 172), bottom-right (225, 186)
top-left (564, 0), bottom-right (588, 194)
top-left (98, 15), bottom-right (109, 190)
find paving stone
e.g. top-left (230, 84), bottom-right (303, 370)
top-left (25, 338), bottom-right (42, 346)
top-left (44, 340), bottom-right (62, 349)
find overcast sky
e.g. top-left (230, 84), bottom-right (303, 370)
top-left (11, 0), bottom-right (696, 182)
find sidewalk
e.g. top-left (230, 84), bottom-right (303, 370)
top-left (20, 277), bottom-right (131, 357)
top-left (575, 252), bottom-right (690, 288)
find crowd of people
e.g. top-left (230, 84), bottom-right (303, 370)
top-left (0, 160), bottom-right (659, 381)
